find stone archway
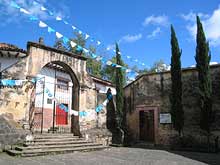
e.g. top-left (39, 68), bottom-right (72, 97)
top-left (25, 42), bottom-right (93, 135)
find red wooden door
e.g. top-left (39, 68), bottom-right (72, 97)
top-left (56, 105), bottom-right (68, 125)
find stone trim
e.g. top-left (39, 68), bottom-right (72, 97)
top-left (27, 42), bottom-right (87, 61)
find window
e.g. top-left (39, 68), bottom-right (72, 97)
top-left (57, 78), bottom-right (69, 90)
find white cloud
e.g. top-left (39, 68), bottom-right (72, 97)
top-left (147, 27), bottom-right (161, 39)
top-left (180, 11), bottom-right (209, 22)
top-left (143, 15), bottom-right (169, 27)
top-left (119, 33), bottom-right (142, 43)
top-left (182, 5), bottom-right (220, 47)
top-left (106, 44), bottom-right (115, 51)
top-left (0, 0), bottom-right (66, 26)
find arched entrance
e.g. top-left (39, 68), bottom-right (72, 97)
top-left (31, 61), bottom-right (80, 135)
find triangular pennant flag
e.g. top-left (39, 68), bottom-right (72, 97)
top-left (72, 26), bottom-right (76, 30)
top-left (97, 41), bottom-right (101, 45)
top-left (33, 1), bottom-right (38, 5)
top-left (102, 99), bottom-right (109, 106)
top-left (48, 11), bottom-right (53, 16)
top-left (85, 34), bottom-right (90, 40)
top-left (101, 58), bottom-right (107, 64)
top-left (96, 56), bottom-right (103, 61)
top-left (106, 61), bottom-right (112, 66)
top-left (111, 63), bottom-right (117, 67)
top-left (83, 48), bottom-right (89, 53)
top-left (29, 16), bottom-right (38, 21)
top-left (91, 53), bottom-right (97, 59)
top-left (56, 16), bottom-right (62, 21)
top-left (63, 21), bottom-right (69, 25)
top-left (76, 45), bottom-right (83, 52)
top-left (39, 21), bottom-right (47, 28)
top-left (56, 32), bottom-right (63, 39)
top-left (62, 36), bottom-right (69, 45)
top-left (70, 41), bottom-right (77, 48)
top-left (116, 64), bottom-right (122, 68)
top-left (20, 8), bottom-right (30, 14)
top-left (10, 1), bottom-right (20, 9)
top-left (121, 66), bottom-right (127, 70)
top-left (41, 6), bottom-right (47, 11)
top-left (47, 26), bottom-right (55, 33)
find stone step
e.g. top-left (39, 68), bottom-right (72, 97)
top-left (34, 134), bottom-right (78, 139)
top-left (7, 145), bottom-right (109, 157)
top-left (16, 143), bottom-right (102, 151)
top-left (33, 137), bottom-right (81, 142)
top-left (24, 140), bottom-right (89, 146)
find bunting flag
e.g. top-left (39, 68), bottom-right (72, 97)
top-left (48, 26), bottom-right (55, 33)
top-left (20, 8), bottom-right (30, 14)
top-left (41, 6), bottom-right (47, 11)
top-left (70, 41), bottom-right (77, 48)
top-left (55, 32), bottom-right (63, 39)
top-left (62, 36), bottom-right (69, 45)
top-left (29, 0), bottom-right (147, 69)
top-left (39, 21), bottom-right (47, 28)
top-left (9, 0), bottom-right (139, 78)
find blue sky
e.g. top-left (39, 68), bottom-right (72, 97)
top-left (0, 0), bottom-right (220, 70)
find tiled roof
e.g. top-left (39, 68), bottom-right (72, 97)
top-left (0, 43), bottom-right (26, 53)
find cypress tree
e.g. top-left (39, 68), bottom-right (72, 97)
top-left (170, 25), bottom-right (184, 136)
top-left (115, 43), bottom-right (125, 143)
top-left (195, 16), bottom-right (212, 139)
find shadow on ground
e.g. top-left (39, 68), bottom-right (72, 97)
top-left (130, 144), bottom-right (220, 165)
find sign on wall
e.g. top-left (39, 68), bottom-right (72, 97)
top-left (160, 113), bottom-right (172, 124)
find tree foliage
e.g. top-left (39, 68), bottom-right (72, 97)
top-left (170, 25), bottom-right (184, 136)
top-left (101, 56), bottom-right (127, 85)
top-left (195, 16), bottom-right (213, 134)
top-left (54, 38), bottom-right (67, 51)
top-left (115, 43), bottom-right (125, 130)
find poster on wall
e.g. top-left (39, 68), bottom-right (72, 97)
top-left (160, 113), bottom-right (172, 124)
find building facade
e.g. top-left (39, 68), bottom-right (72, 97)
top-left (0, 41), bottom-right (115, 140)
top-left (124, 65), bottom-right (220, 146)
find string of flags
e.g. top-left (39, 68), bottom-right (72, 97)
top-left (30, 0), bottom-right (147, 68)
top-left (8, 1), bottom-right (139, 79)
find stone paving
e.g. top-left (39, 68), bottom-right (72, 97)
top-left (0, 147), bottom-right (219, 165)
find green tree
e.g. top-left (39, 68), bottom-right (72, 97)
top-left (195, 16), bottom-right (213, 140)
top-left (170, 25), bottom-right (184, 136)
top-left (115, 43), bottom-right (126, 144)
top-left (66, 33), bottom-right (102, 78)
top-left (86, 46), bottom-right (102, 78)
top-left (101, 56), bottom-right (127, 85)
top-left (54, 38), bottom-right (67, 51)
top-left (68, 32), bottom-right (86, 55)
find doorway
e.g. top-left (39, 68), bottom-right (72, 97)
top-left (139, 110), bottom-right (155, 142)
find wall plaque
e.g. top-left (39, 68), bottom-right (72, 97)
top-left (160, 113), bottom-right (172, 124)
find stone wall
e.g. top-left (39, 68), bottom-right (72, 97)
top-left (0, 115), bottom-right (28, 151)
top-left (125, 65), bottom-right (220, 145)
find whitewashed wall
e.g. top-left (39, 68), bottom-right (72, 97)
top-left (35, 67), bottom-right (72, 111)
top-left (95, 83), bottom-right (116, 95)
top-left (0, 57), bottom-right (19, 72)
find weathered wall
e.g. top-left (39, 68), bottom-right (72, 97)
top-left (125, 65), bottom-right (220, 145)
top-left (0, 42), bottom-right (112, 135)
top-left (0, 57), bottom-right (33, 123)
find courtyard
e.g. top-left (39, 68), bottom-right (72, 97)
top-left (0, 147), bottom-right (220, 165)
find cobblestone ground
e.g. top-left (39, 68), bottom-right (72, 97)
top-left (0, 147), bottom-right (219, 165)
